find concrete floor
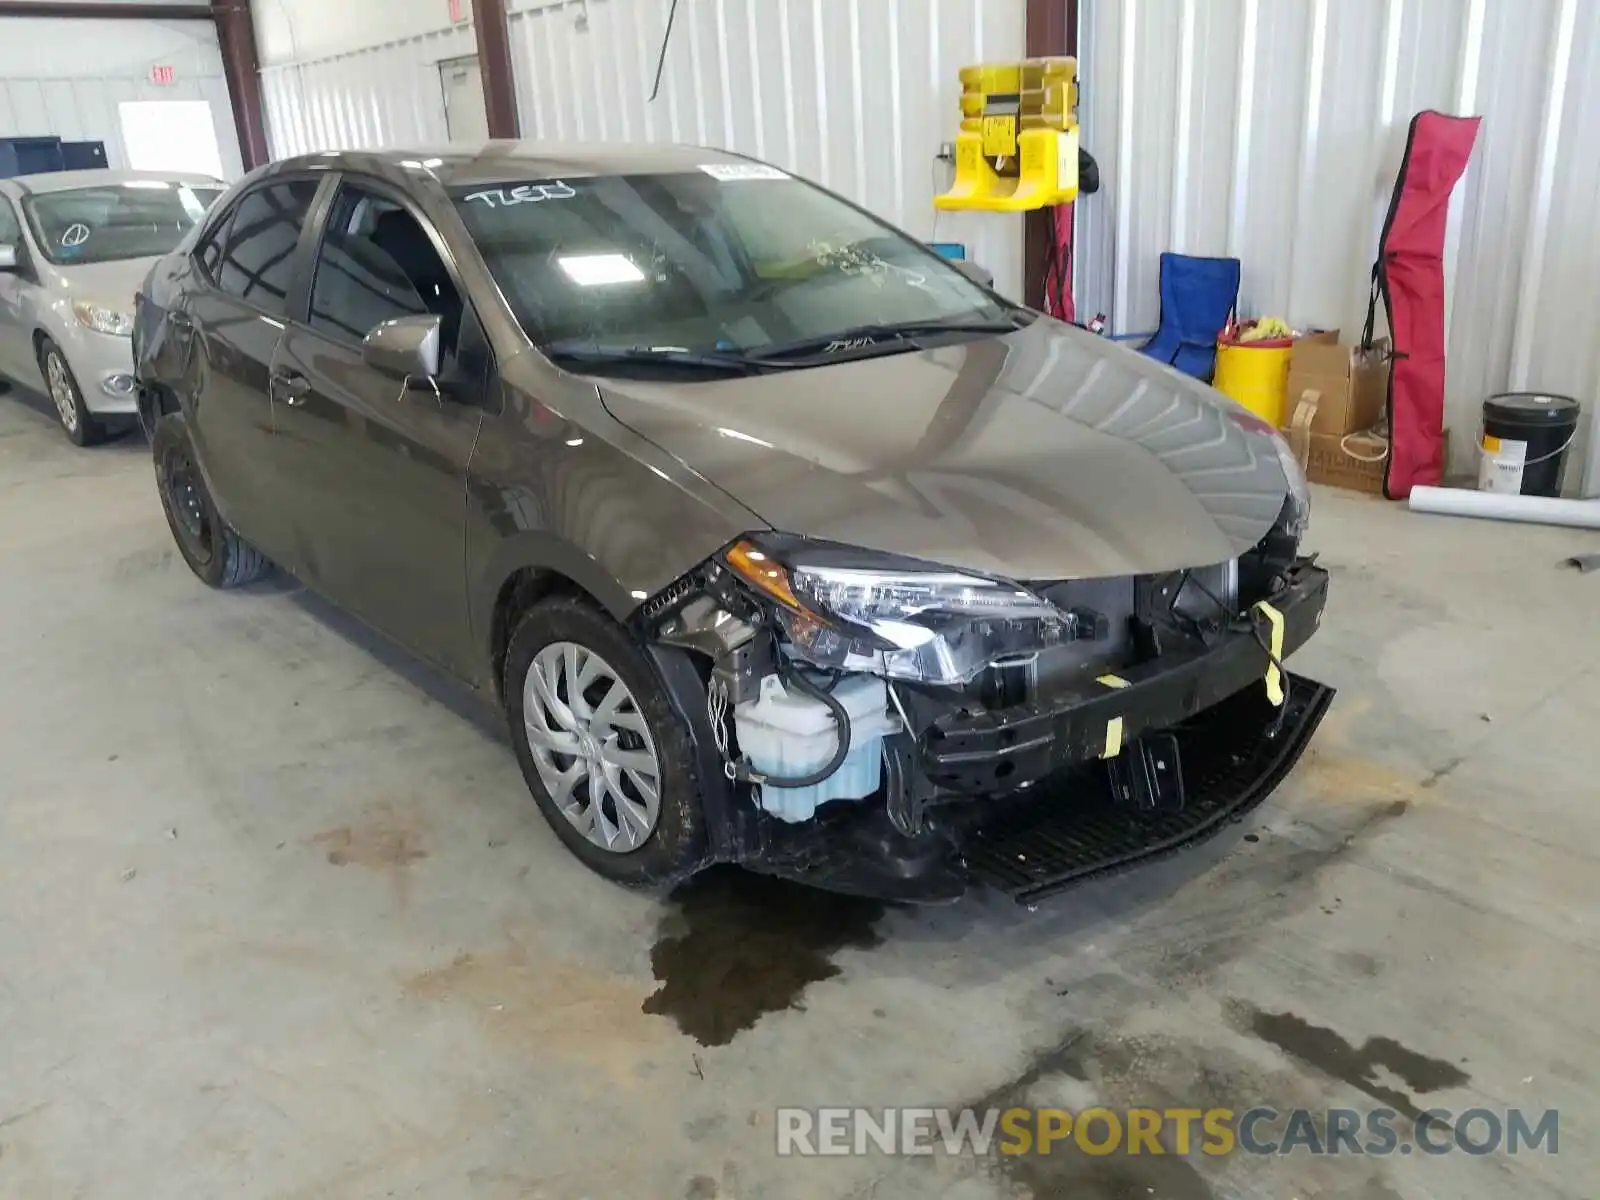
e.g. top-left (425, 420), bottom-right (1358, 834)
top-left (2, 385), bottom-right (1597, 1200)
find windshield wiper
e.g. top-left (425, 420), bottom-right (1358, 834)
top-left (542, 342), bottom-right (763, 375)
top-left (744, 313), bottom-right (1033, 362)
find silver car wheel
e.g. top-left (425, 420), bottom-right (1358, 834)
top-left (521, 640), bottom-right (661, 853)
top-left (45, 351), bottom-right (79, 434)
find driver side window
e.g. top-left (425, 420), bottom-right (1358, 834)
top-left (0, 197), bottom-right (21, 246)
top-left (309, 183), bottom-right (464, 356)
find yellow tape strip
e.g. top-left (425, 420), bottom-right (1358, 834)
top-left (1257, 600), bottom-right (1285, 706)
top-left (1098, 675), bottom-right (1129, 757)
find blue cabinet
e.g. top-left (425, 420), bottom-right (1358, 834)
top-left (0, 137), bottom-right (66, 178)
top-left (0, 137), bottom-right (110, 178)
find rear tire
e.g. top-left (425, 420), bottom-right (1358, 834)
top-left (151, 414), bottom-right (270, 589)
top-left (39, 339), bottom-right (108, 447)
top-left (505, 596), bottom-right (708, 888)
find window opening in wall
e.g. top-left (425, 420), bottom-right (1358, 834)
top-left (118, 100), bottom-right (226, 180)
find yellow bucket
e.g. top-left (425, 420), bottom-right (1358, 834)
top-left (1214, 339), bottom-right (1294, 428)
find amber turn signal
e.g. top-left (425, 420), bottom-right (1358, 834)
top-left (724, 540), bottom-right (802, 609)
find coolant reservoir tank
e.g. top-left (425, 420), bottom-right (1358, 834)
top-left (733, 673), bottom-right (899, 824)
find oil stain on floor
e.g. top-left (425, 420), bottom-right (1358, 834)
top-left (1002, 1147), bottom-right (1216, 1200)
top-left (963, 1029), bottom-right (1218, 1200)
top-left (308, 802), bottom-right (430, 907)
top-left (643, 867), bottom-right (887, 1046)
top-left (1231, 1003), bottom-right (1470, 1120)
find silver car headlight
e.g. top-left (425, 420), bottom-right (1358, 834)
top-left (72, 301), bottom-right (134, 337)
top-left (1225, 404), bottom-right (1311, 540)
top-left (723, 538), bottom-right (1079, 685)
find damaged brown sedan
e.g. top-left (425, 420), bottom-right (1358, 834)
top-left (133, 142), bottom-right (1331, 903)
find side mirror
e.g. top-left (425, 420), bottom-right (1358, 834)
top-left (362, 314), bottom-right (441, 385)
top-left (0, 244), bottom-right (17, 272)
top-left (951, 259), bottom-right (994, 289)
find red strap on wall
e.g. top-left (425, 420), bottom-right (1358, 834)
top-left (1042, 202), bottom-right (1075, 323)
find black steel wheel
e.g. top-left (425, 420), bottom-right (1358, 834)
top-left (151, 414), bottom-right (270, 589)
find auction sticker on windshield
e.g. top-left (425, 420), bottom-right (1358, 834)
top-left (699, 163), bottom-right (788, 182)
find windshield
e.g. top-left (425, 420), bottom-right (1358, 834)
top-left (23, 181), bottom-right (221, 266)
top-left (451, 168), bottom-right (1013, 359)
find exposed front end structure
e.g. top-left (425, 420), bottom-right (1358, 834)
top-left (638, 508), bottom-right (1332, 902)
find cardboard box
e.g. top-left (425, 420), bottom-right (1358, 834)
top-left (1305, 430), bottom-right (1388, 495)
top-left (1286, 334), bottom-right (1390, 436)
top-left (1284, 387), bottom-right (1390, 496)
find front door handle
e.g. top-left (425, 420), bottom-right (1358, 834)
top-left (271, 368), bottom-right (310, 406)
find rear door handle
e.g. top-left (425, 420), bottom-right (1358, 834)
top-left (271, 368), bottom-right (310, 406)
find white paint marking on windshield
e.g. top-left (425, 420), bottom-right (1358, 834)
top-left (61, 223), bottom-right (91, 248)
top-left (810, 240), bottom-right (931, 292)
top-left (462, 180), bottom-right (578, 208)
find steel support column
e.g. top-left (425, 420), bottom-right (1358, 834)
top-left (214, 0), bottom-right (269, 171)
top-left (471, 0), bottom-right (521, 139)
top-left (1024, 0), bottom-right (1079, 310)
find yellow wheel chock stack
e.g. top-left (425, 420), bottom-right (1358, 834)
top-left (935, 57), bottom-right (1080, 212)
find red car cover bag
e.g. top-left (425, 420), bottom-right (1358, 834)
top-left (1364, 110), bottom-right (1481, 499)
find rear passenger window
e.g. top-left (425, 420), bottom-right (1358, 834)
top-left (215, 179), bottom-right (319, 315)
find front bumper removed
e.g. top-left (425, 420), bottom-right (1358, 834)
top-left (956, 675), bottom-right (1334, 902)
top-left (728, 561), bottom-right (1332, 903)
top-left (742, 674), bottom-right (1335, 903)
top-left (922, 561), bottom-right (1328, 794)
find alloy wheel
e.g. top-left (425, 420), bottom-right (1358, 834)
top-left (45, 352), bottom-right (79, 433)
top-left (521, 641), bottom-right (662, 853)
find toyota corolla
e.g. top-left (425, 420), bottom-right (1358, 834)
top-left (133, 143), bottom-right (1332, 902)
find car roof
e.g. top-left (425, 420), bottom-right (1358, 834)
top-left (6, 168), bottom-right (225, 193)
top-left (276, 141), bottom-right (754, 188)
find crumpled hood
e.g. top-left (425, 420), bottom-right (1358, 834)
top-left (598, 318), bottom-right (1292, 581)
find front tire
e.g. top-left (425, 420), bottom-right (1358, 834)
top-left (39, 339), bottom-right (108, 447)
top-left (151, 414), bottom-right (270, 589)
top-left (505, 597), bottom-right (707, 887)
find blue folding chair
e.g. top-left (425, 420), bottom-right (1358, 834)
top-left (1137, 253), bottom-right (1241, 382)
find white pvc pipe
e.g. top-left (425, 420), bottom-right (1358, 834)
top-left (1408, 485), bottom-right (1600, 529)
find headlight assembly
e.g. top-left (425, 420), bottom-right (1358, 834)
top-left (1270, 431), bottom-right (1312, 539)
top-left (722, 538), bottom-right (1080, 685)
top-left (72, 301), bottom-right (135, 337)
top-left (1228, 405), bottom-right (1311, 539)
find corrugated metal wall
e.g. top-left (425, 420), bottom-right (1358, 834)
top-left (260, 24), bottom-right (480, 157)
top-left (253, 0), bottom-right (467, 66)
top-left (0, 17), bottom-right (243, 178)
top-left (258, 0), bottom-right (1027, 300)
top-left (1079, 0), bottom-right (1600, 492)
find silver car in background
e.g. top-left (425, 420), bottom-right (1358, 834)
top-left (0, 170), bottom-right (225, 445)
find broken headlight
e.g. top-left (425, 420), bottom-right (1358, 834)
top-left (722, 538), bottom-right (1078, 685)
top-left (1228, 406), bottom-right (1311, 539)
top-left (1272, 434), bottom-right (1312, 538)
